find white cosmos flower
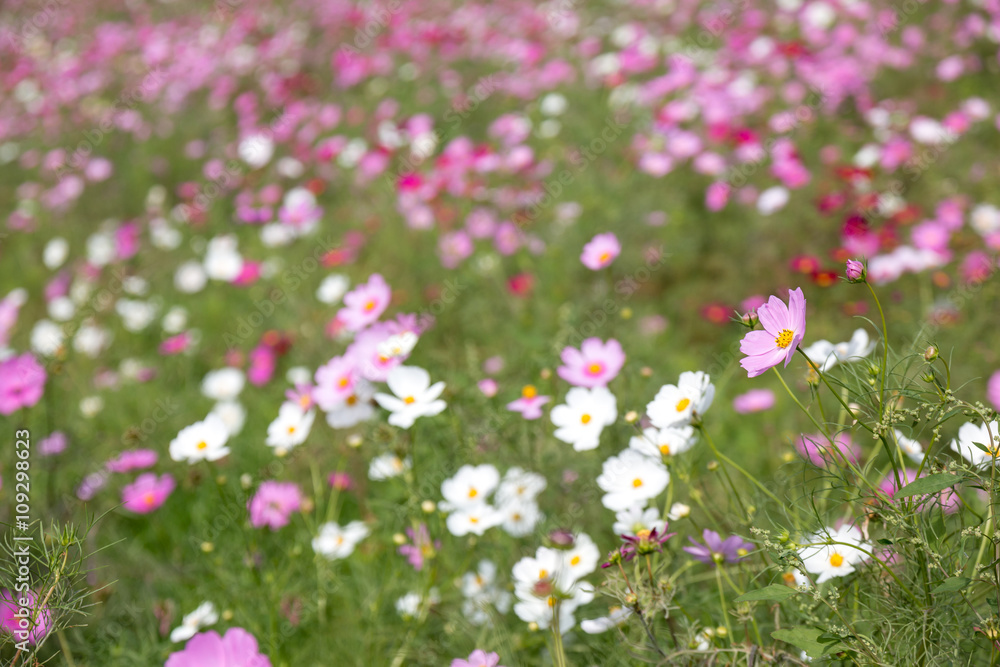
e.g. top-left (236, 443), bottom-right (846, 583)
top-left (204, 235), bottom-right (243, 282)
top-left (580, 607), bottom-right (632, 634)
top-left (376, 331), bottom-right (419, 362)
top-left (445, 503), bottom-right (503, 536)
top-left (461, 560), bottom-right (512, 626)
top-left (512, 544), bottom-right (595, 633)
top-left (43, 237), bottom-right (69, 269)
top-left (613, 504), bottom-right (667, 538)
top-left (210, 400), bottom-right (246, 437)
top-left (200, 368), bottom-right (246, 401)
top-left (950, 421), bottom-right (1000, 467)
top-left (169, 602), bottom-right (218, 643)
top-left (162, 306), bottom-right (188, 334)
top-left (757, 186), bottom-right (789, 215)
top-left (628, 425), bottom-right (696, 459)
top-left (325, 380), bottom-right (375, 429)
top-left (169, 413), bottom-right (231, 463)
top-left (265, 402), bottom-right (316, 451)
top-left (174, 261), bottom-right (208, 293)
top-left (316, 274), bottom-right (350, 304)
top-left (115, 299), bottom-right (158, 332)
top-left (368, 453), bottom-right (412, 480)
top-left (73, 322), bottom-right (111, 357)
top-left (312, 521), bottom-right (369, 560)
top-left (550, 386), bottom-right (617, 451)
top-left (597, 449), bottom-right (670, 512)
top-left (798, 525), bottom-right (869, 584)
top-left (560, 533), bottom-right (600, 585)
top-left (441, 464), bottom-right (501, 510)
top-left (373, 365), bottom-right (447, 429)
top-left (646, 371), bottom-right (714, 428)
top-left (499, 498), bottom-right (542, 537)
top-left (802, 328), bottom-right (876, 372)
top-left (238, 133), bottom-right (274, 168)
top-left (496, 467), bottom-right (547, 506)
top-left (31, 319), bottom-right (64, 356)
top-left (893, 429), bottom-right (925, 464)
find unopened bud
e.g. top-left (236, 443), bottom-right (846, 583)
top-left (624, 410), bottom-right (639, 423)
top-left (923, 345), bottom-right (938, 362)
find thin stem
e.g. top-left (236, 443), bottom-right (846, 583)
top-left (715, 567), bottom-right (733, 640)
top-left (865, 280), bottom-right (889, 417)
top-left (698, 425), bottom-right (747, 516)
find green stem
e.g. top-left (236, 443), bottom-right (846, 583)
top-left (865, 280), bottom-right (889, 418)
top-left (715, 567), bottom-right (733, 641)
top-left (697, 424), bottom-right (747, 516)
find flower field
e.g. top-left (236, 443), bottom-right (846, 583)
top-left (3, 0), bottom-right (1000, 664)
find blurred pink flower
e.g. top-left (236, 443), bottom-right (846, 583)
top-left (121, 473), bottom-right (175, 514)
top-left (580, 232), bottom-right (621, 270)
top-left (796, 433), bottom-right (861, 468)
top-left (507, 385), bottom-right (551, 420)
top-left (451, 650), bottom-right (505, 667)
top-left (478, 378), bottom-right (499, 397)
top-left (557, 338), bottom-right (625, 387)
top-left (732, 389), bottom-right (775, 414)
top-left (0, 353), bottom-right (47, 415)
top-left (1, 589), bottom-right (51, 645)
top-left (248, 481), bottom-right (303, 530)
top-left (38, 431), bottom-right (68, 456)
top-left (106, 449), bottom-right (158, 473)
top-left (165, 628), bottom-right (272, 667)
top-left (338, 273), bottom-right (391, 331)
top-left (988, 370), bottom-right (1000, 412)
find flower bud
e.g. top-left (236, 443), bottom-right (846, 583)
top-left (845, 259), bottom-right (866, 282)
top-left (421, 500), bottom-right (436, 513)
top-left (923, 345), bottom-right (938, 362)
top-left (624, 410), bottom-right (639, 423)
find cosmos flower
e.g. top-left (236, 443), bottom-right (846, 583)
top-left (121, 473), bottom-right (175, 514)
top-left (557, 338), bottom-right (626, 388)
top-left (683, 529), bottom-right (754, 566)
top-left (0, 353), bottom-right (46, 415)
top-left (373, 366), bottom-right (446, 429)
top-left (739, 288), bottom-right (807, 378)
top-left (165, 627), bottom-right (272, 667)
top-left (580, 233), bottom-right (621, 270)
top-left (550, 386), bottom-right (618, 451)
top-left (338, 273), bottom-right (392, 332)
top-left (506, 385), bottom-right (551, 419)
top-left (247, 481), bottom-right (303, 530)
top-left (169, 414), bottom-right (231, 463)
top-left (169, 602), bottom-right (219, 643)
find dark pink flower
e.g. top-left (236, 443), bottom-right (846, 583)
top-left (1, 589), bottom-right (51, 645)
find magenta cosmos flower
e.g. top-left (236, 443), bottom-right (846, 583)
top-left (248, 481), bottom-right (303, 530)
top-left (732, 388), bottom-right (775, 414)
top-left (506, 385), bottom-right (551, 419)
top-left (165, 627), bottom-right (272, 667)
top-left (580, 232), bottom-right (621, 270)
top-left (557, 338), bottom-right (625, 387)
top-left (739, 288), bottom-right (806, 378)
top-left (337, 273), bottom-right (391, 331)
top-left (683, 529), bottom-right (754, 566)
top-left (121, 473), bottom-right (175, 514)
top-left (0, 353), bottom-right (47, 415)
top-left (451, 650), bottom-right (505, 667)
top-left (1, 589), bottom-right (51, 645)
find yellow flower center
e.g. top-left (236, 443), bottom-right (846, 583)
top-left (404, 396), bottom-right (416, 404)
top-left (570, 555), bottom-right (581, 566)
top-left (775, 328), bottom-right (795, 349)
top-left (196, 441), bottom-right (208, 450)
top-left (675, 397), bottom-right (690, 412)
top-left (632, 478), bottom-right (643, 488)
top-left (522, 385), bottom-right (537, 399)
top-left (659, 444), bottom-right (671, 455)
top-left (547, 596), bottom-right (556, 608)
top-left (829, 552), bottom-right (844, 567)
top-left (580, 413), bottom-right (592, 424)
top-left (512, 513), bottom-right (521, 521)
top-left (539, 569), bottom-right (549, 579)
top-left (298, 394), bottom-right (311, 408)
top-left (599, 251), bottom-right (610, 263)
top-left (338, 377), bottom-right (350, 388)
top-left (287, 426), bottom-right (296, 434)
top-left (468, 487), bottom-right (478, 499)
top-left (364, 299), bottom-right (377, 312)
top-left (469, 516), bottom-right (479, 524)
top-left (346, 395), bottom-right (358, 406)
top-left (143, 492), bottom-right (155, 505)
top-left (636, 529), bottom-right (651, 539)
top-left (587, 362), bottom-right (603, 375)
top-left (782, 572), bottom-right (797, 585)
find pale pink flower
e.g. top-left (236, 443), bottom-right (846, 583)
top-left (557, 338), bottom-right (626, 387)
top-left (580, 233), bottom-right (621, 270)
top-left (338, 273), bottom-right (391, 331)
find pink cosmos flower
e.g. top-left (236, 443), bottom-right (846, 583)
top-left (248, 481), bottom-right (303, 530)
top-left (877, 469), bottom-right (960, 514)
top-left (165, 627), bottom-right (272, 667)
top-left (1, 589), bottom-right (51, 645)
top-left (506, 385), bottom-right (552, 420)
top-left (106, 449), bottom-right (158, 473)
top-left (580, 232), bottom-right (621, 270)
top-left (248, 344), bottom-right (276, 386)
top-left (732, 389), bottom-right (776, 414)
top-left (796, 433), bottom-right (861, 468)
top-left (0, 288), bottom-right (27, 348)
top-left (438, 230), bottom-right (474, 269)
top-left (739, 288), bottom-right (806, 378)
top-left (397, 523), bottom-right (439, 571)
top-left (451, 650), bottom-right (505, 667)
top-left (338, 273), bottom-right (391, 332)
top-left (121, 473), bottom-right (175, 514)
top-left (328, 472), bottom-right (353, 490)
top-left (845, 259), bottom-right (865, 282)
top-left (159, 332), bottom-right (193, 355)
top-left (478, 378), bottom-right (499, 397)
top-left (988, 370), bottom-right (1000, 412)
top-left (557, 338), bottom-right (626, 387)
top-left (38, 431), bottom-right (68, 456)
top-left (313, 355), bottom-right (358, 409)
top-left (0, 353), bottom-right (47, 415)
top-left (285, 384), bottom-right (315, 411)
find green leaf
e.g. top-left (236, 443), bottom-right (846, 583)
top-left (735, 585), bottom-right (798, 603)
top-left (895, 473), bottom-right (961, 497)
top-left (932, 577), bottom-right (971, 594)
top-left (772, 627), bottom-right (826, 658)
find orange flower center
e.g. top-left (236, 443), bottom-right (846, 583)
top-left (364, 299), bottom-right (377, 312)
top-left (196, 441), bottom-right (208, 450)
top-left (829, 552), bottom-right (844, 567)
top-left (143, 492), bottom-right (155, 506)
top-left (346, 395), bottom-right (358, 406)
top-left (522, 385), bottom-right (537, 399)
top-left (404, 396), bottom-right (416, 404)
top-left (632, 478), bottom-right (643, 488)
top-left (599, 251), bottom-right (610, 263)
top-left (587, 362), bottom-right (603, 375)
top-left (659, 444), bottom-right (671, 455)
top-left (675, 398), bottom-right (690, 412)
top-left (468, 487), bottom-right (478, 499)
top-left (580, 413), bottom-right (592, 424)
